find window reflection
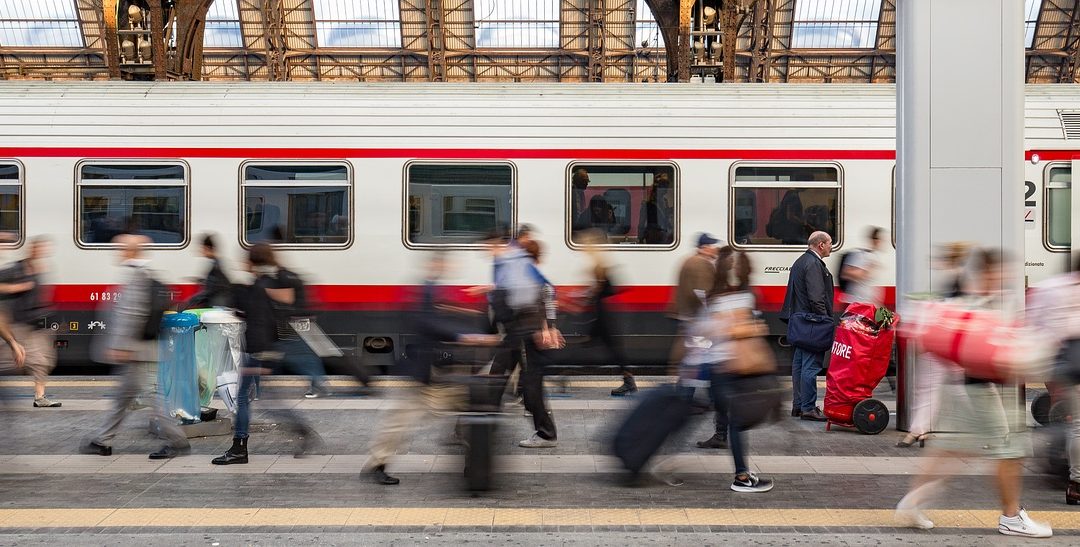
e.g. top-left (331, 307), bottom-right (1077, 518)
top-left (407, 164), bottom-right (513, 245)
top-left (569, 164), bottom-right (676, 246)
top-left (732, 165), bottom-right (840, 246)
top-left (79, 186), bottom-right (185, 244)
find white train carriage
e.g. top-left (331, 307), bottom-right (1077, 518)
top-left (0, 82), bottom-right (1074, 368)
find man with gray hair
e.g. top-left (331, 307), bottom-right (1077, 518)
top-left (779, 231), bottom-right (835, 422)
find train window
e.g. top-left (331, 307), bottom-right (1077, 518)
top-left (567, 163), bottom-right (678, 248)
top-left (0, 163), bottom-right (22, 243)
top-left (1045, 165), bottom-right (1071, 250)
top-left (241, 162), bottom-right (351, 247)
top-left (730, 164), bottom-right (841, 248)
top-left (406, 163), bottom-right (514, 247)
top-left (76, 162), bottom-right (187, 247)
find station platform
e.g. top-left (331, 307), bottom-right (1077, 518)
top-left (0, 375), bottom-right (1075, 546)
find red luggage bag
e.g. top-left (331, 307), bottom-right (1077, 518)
top-left (823, 303), bottom-right (896, 434)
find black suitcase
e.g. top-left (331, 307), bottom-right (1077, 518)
top-left (459, 375), bottom-right (508, 492)
top-left (613, 386), bottom-right (693, 474)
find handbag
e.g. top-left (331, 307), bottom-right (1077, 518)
top-left (723, 313), bottom-right (777, 376)
top-left (787, 311), bottom-right (835, 353)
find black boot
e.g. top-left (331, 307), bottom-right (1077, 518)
top-left (696, 432), bottom-right (728, 449)
top-left (611, 376), bottom-right (638, 396)
top-left (212, 437), bottom-right (248, 465)
top-left (371, 465), bottom-right (400, 485)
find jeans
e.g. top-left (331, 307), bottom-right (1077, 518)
top-left (234, 353), bottom-right (307, 440)
top-left (792, 347), bottom-right (825, 412)
top-left (708, 369), bottom-right (748, 474)
top-left (276, 338), bottom-right (326, 390)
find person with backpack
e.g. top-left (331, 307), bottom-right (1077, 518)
top-left (0, 237), bottom-right (60, 407)
top-left (81, 234), bottom-right (190, 459)
top-left (838, 226), bottom-right (884, 306)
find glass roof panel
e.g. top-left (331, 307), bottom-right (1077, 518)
top-left (791, 0), bottom-right (883, 49)
top-left (1025, 0), bottom-right (1040, 48)
top-left (313, 0), bottom-right (401, 48)
top-left (475, 0), bottom-right (559, 48)
top-left (635, 0), bottom-right (664, 49)
top-left (204, 0), bottom-right (242, 49)
top-left (0, 0), bottom-right (84, 48)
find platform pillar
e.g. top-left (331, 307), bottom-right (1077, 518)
top-left (895, 0), bottom-right (1026, 431)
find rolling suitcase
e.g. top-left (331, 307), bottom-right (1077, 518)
top-left (613, 386), bottom-right (693, 475)
top-left (460, 374), bottom-right (508, 492)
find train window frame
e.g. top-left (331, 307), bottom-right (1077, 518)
top-left (402, 160), bottom-right (517, 250)
top-left (238, 160), bottom-right (354, 250)
top-left (727, 161), bottom-right (844, 252)
top-left (564, 161), bottom-right (680, 251)
top-left (1043, 161), bottom-right (1071, 253)
top-left (0, 159), bottom-right (25, 248)
top-left (74, 160), bottom-right (190, 250)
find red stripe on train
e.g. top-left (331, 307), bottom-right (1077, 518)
top-left (45, 284), bottom-right (897, 313)
top-left (0, 147), bottom-right (896, 161)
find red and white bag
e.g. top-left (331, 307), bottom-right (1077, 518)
top-left (902, 299), bottom-right (1054, 383)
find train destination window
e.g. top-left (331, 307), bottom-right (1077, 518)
top-left (241, 163), bottom-right (351, 247)
top-left (0, 163), bottom-right (22, 242)
top-left (406, 163), bottom-right (513, 247)
top-left (77, 162), bottom-right (187, 247)
top-left (1045, 165), bottom-right (1071, 250)
top-left (568, 164), bottom-right (677, 248)
top-left (730, 164), bottom-right (841, 248)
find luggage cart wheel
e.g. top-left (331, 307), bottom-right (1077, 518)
top-left (1049, 399), bottom-right (1072, 424)
top-left (1031, 392), bottom-right (1052, 426)
top-left (852, 398), bottom-right (889, 435)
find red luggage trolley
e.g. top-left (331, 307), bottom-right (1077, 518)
top-left (824, 303), bottom-right (897, 434)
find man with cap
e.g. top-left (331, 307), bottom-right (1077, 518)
top-left (667, 233), bottom-right (721, 366)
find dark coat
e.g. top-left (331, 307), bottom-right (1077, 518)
top-left (779, 250), bottom-right (834, 322)
top-left (183, 259), bottom-right (232, 309)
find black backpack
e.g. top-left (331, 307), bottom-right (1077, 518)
top-left (141, 275), bottom-right (172, 340)
top-left (835, 249), bottom-right (865, 295)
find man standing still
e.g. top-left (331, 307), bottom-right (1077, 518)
top-left (779, 231), bottom-right (834, 422)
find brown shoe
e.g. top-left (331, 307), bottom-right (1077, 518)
top-left (1068, 481), bottom-right (1080, 506)
top-left (800, 407), bottom-right (827, 422)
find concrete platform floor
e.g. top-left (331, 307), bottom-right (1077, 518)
top-left (0, 375), bottom-right (1074, 546)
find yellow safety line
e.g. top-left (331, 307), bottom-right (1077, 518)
top-left (0, 508), bottom-right (1075, 528)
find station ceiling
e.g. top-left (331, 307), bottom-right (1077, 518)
top-left (0, 0), bottom-right (1076, 83)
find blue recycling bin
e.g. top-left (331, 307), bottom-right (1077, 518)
top-left (158, 312), bottom-right (201, 423)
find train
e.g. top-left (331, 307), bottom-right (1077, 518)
top-left (0, 81), bottom-right (1075, 369)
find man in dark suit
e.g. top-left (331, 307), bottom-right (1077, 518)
top-left (779, 231), bottom-right (834, 422)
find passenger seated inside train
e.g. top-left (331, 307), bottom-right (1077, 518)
top-left (638, 172), bottom-right (674, 245)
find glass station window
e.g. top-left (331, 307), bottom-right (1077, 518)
top-left (1046, 166), bottom-right (1071, 250)
top-left (731, 165), bottom-right (841, 247)
top-left (77, 163), bottom-right (187, 246)
top-left (242, 163), bottom-right (351, 246)
top-left (0, 163), bottom-right (22, 242)
top-left (568, 164), bottom-right (677, 247)
top-left (406, 163), bottom-right (513, 246)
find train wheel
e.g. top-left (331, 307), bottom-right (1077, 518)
top-left (1031, 392), bottom-right (1052, 426)
top-left (852, 398), bottom-right (889, 435)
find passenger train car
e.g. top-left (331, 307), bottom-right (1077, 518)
top-left (0, 82), bottom-right (1075, 368)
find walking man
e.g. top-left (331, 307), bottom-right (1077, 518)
top-left (81, 234), bottom-right (191, 459)
top-left (779, 231), bottom-right (834, 422)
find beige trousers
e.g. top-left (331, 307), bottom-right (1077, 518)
top-left (369, 381), bottom-right (466, 469)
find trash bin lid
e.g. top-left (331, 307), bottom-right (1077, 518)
top-left (183, 308), bottom-right (216, 319)
top-left (200, 309), bottom-right (243, 325)
top-left (161, 312), bottom-right (200, 328)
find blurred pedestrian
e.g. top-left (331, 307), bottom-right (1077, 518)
top-left (366, 253), bottom-right (499, 485)
top-left (895, 249), bottom-right (1052, 537)
top-left (667, 233), bottom-right (721, 367)
top-left (212, 244), bottom-right (316, 466)
top-left (578, 230), bottom-right (635, 395)
top-left (181, 233), bottom-right (231, 309)
top-left (81, 234), bottom-right (190, 459)
top-left (838, 226), bottom-right (884, 306)
top-left (779, 231), bottom-right (834, 422)
top-left (0, 237), bottom-right (57, 407)
top-left (1028, 253), bottom-right (1080, 505)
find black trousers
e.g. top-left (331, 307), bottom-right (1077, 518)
top-left (520, 337), bottom-right (557, 440)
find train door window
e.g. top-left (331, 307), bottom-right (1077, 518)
top-left (241, 163), bottom-right (351, 247)
top-left (567, 163), bottom-right (678, 248)
top-left (76, 162), bottom-right (188, 247)
top-left (729, 164), bottom-right (841, 248)
top-left (405, 162), bottom-right (514, 247)
top-left (0, 163), bottom-right (22, 243)
top-left (1045, 165), bottom-right (1071, 250)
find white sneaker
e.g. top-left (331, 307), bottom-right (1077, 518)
top-left (895, 495), bottom-right (934, 530)
top-left (998, 509), bottom-right (1052, 538)
top-left (518, 433), bottom-right (557, 448)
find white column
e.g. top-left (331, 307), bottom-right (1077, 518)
top-left (895, 0), bottom-right (1026, 430)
